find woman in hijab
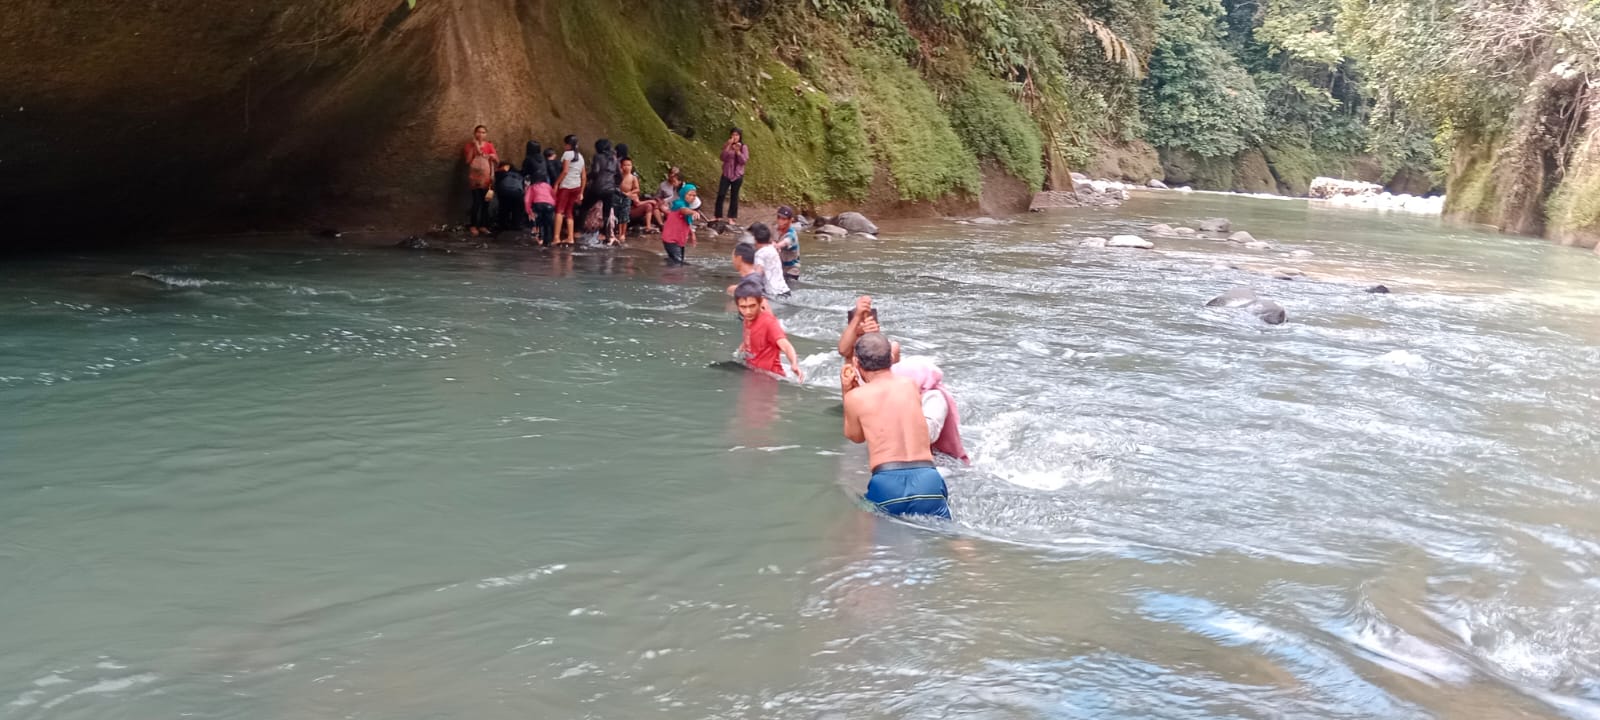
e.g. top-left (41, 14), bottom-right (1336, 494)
top-left (660, 183), bottom-right (700, 265)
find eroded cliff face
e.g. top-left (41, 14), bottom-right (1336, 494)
top-left (2, 2), bottom-right (748, 246)
top-left (5, 0), bottom-right (1041, 248)
top-left (5, 1), bottom-right (433, 243)
top-left (1442, 67), bottom-right (1598, 246)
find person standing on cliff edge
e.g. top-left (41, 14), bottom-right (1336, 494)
top-left (715, 128), bottom-right (748, 224)
top-left (463, 125), bottom-right (499, 237)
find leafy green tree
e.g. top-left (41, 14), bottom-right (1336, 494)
top-left (1140, 0), bottom-right (1266, 157)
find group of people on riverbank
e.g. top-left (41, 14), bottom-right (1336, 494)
top-left (462, 125), bottom-right (752, 264)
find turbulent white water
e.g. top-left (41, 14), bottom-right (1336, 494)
top-left (2, 192), bottom-right (1599, 719)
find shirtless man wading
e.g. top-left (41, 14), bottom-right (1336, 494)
top-left (843, 332), bottom-right (951, 519)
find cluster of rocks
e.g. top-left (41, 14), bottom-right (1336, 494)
top-left (1028, 172), bottom-right (1192, 213)
top-left (1308, 177), bottom-right (1384, 199)
top-left (1072, 215), bottom-right (1396, 325)
top-left (1309, 176), bottom-right (1444, 215)
top-left (812, 211), bottom-right (879, 240)
top-left (1206, 287), bottom-right (1288, 325)
top-left (1078, 217), bottom-right (1241, 252)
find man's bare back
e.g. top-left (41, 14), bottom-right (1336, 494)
top-left (845, 332), bottom-right (949, 518)
top-left (844, 362), bottom-right (934, 470)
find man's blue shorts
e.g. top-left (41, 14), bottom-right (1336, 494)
top-left (864, 462), bottom-right (950, 519)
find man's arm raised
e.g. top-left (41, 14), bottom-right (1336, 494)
top-left (837, 295), bottom-right (872, 358)
top-left (842, 392), bottom-right (866, 444)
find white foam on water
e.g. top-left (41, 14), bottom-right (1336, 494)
top-left (475, 563), bottom-right (566, 589)
top-left (131, 270), bottom-right (229, 288)
top-left (1375, 349), bottom-right (1429, 371)
top-left (1015, 340), bottom-right (1051, 357)
top-left (1532, 690), bottom-right (1600, 720)
top-left (37, 673), bottom-right (159, 710)
top-left (1335, 620), bottom-right (1475, 685)
top-left (965, 411), bottom-right (1121, 491)
top-left (7, 690), bottom-right (44, 708)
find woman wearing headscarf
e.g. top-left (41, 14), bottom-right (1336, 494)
top-left (660, 183), bottom-right (700, 265)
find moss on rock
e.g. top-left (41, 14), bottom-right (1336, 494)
top-left (824, 100), bottom-right (874, 200)
top-left (1443, 132), bottom-right (1502, 226)
top-left (1546, 123), bottom-right (1600, 246)
top-left (948, 74), bottom-right (1046, 191)
top-left (852, 51), bottom-right (981, 200)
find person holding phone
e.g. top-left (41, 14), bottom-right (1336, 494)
top-left (463, 125), bottom-right (499, 237)
top-left (715, 128), bottom-right (748, 223)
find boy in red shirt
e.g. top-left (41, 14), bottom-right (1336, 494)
top-left (735, 280), bottom-right (803, 381)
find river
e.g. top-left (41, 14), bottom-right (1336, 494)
top-left (3, 192), bottom-right (1599, 719)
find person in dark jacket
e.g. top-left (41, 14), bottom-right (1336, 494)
top-left (586, 138), bottom-right (625, 245)
top-left (520, 141), bottom-right (548, 185)
top-left (493, 163), bottom-right (527, 232)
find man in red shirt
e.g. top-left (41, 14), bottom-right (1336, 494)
top-left (735, 280), bottom-right (803, 381)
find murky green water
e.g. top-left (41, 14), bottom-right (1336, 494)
top-left (3, 193), bottom-right (1600, 719)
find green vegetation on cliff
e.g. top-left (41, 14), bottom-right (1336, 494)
top-left (10, 0), bottom-right (1588, 239)
top-left (949, 74), bottom-right (1047, 191)
top-left (1342, 0), bottom-right (1600, 239)
top-left (853, 51), bottom-right (981, 200)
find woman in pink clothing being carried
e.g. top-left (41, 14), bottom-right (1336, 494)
top-left (891, 356), bottom-right (970, 465)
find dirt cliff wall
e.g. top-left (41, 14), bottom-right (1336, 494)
top-left (3, 0), bottom-right (1046, 248)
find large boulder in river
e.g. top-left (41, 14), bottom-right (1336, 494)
top-left (831, 212), bottom-right (879, 235)
top-left (1228, 231), bottom-right (1256, 243)
top-left (1198, 218), bottom-right (1232, 233)
top-left (816, 224), bottom-right (848, 236)
top-left (1149, 223), bottom-right (1176, 235)
top-left (1206, 287), bottom-right (1287, 325)
top-left (1107, 235), bottom-right (1154, 249)
top-left (1206, 287), bottom-right (1261, 308)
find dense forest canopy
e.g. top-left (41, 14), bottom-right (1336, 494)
top-left (730, 0), bottom-right (1596, 236)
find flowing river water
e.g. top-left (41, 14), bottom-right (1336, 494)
top-left (3, 193), bottom-right (1599, 719)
